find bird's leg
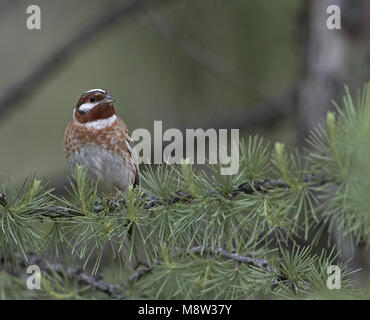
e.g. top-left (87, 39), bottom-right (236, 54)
top-left (111, 190), bottom-right (122, 203)
top-left (102, 190), bottom-right (123, 209)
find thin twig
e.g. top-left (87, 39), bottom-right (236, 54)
top-left (232, 173), bottom-right (332, 195)
top-left (128, 268), bottom-right (153, 283)
top-left (187, 246), bottom-right (285, 289)
top-left (130, 246), bottom-right (283, 289)
top-left (0, 0), bottom-right (174, 121)
top-left (186, 246), bottom-right (273, 272)
top-left (0, 192), bottom-right (7, 207)
top-left (0, 251), bottom-right (120, 297)
top-left (143, 11), bottom-right (268, 96)
top-left (181, 87), bottom-right (296, 130)
top-left (143, 11), bottom-right (298, 131)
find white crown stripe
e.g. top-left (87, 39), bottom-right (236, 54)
top-left (85, 88), bottom-right (106, 94)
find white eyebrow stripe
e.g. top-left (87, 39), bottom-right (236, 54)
top-left (85, 88), bottom-right (106, 94)
top-left (78, 101), bottom-right (99, 113)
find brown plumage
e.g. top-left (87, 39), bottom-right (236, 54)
top-left (64, 89), bottom-right (139, 194)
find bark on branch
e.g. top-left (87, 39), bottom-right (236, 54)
top-left (0, 251), bottom-right (120, 297)
top-left (26, 173), bottom-right (333, 219)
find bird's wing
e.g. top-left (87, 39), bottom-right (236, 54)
top-left (63, 121), bottom-right (74, 157)
top-left (126, 132), bottom-right (140, 187)
top-left (118, 117), bottom-right (140, 187)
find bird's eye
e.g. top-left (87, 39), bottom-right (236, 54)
top-left (89, 96), bottom-right (96, 102)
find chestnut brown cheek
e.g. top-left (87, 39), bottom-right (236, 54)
top-left (75, 104), bottom-right (115, 124)
top-left (91, 104), bottom-right (115, 121)
top-left (75, 111), bottom-right (88, 123)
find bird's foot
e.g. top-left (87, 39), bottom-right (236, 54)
top-left (102, 191), bottom-right (124, 210)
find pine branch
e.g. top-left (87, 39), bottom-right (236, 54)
top-left (129, 245), bottom-right (283, 289)
top-left (185, 246), bottom-right (284, 289)
top-left (187, 246), bottom-right (274, 272)
top-left (0, 251), bottom-right (120, 297)
top-left (232, 173), bottom-right (332, 195)
top-left (129, 268), bottom-right (153, 283)
top-left (31, 173), bottom-right (333, 219)
top-left (0, 246), bottom-right (282, 297)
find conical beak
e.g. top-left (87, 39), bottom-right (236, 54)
top-left (105, 94), bottom-right (115, 103)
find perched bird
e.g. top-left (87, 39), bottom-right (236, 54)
top-left (64, 89), bottom-right (147, 270)
top-left (64, 88), bottom-right (139, 195)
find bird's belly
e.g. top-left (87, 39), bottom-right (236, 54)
top-left (68, 143), bottom-right (133, 194)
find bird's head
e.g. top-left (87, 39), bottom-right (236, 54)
top-left (74, 88), bottom-right (116, 124)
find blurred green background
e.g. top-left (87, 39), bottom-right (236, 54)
top-left (0, 0), bottom-right (302, 183)
top-left (0, 0), bottom-right (369, 187)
